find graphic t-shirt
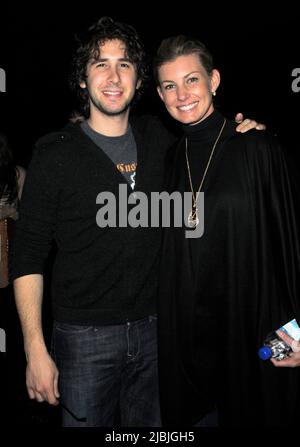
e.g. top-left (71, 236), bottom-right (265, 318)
top-left (81, 121), bottom-right (137, 190)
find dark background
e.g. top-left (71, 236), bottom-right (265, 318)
top-left (0, 4), bottom-right (299, 426)
top-left (0, 5), bottom-right (299, 166)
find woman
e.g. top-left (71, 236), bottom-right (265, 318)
top-left (0, 132), bottom-right (26, 288)
top-left (154, 35), bottom-right (300, 427)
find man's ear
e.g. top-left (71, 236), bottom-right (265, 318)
top-left (80, 81), bottom-right (86, 89)
top-left (210, 69), bottom-right (221, 95)
top-left (157, 85), bottom-right (165, 102)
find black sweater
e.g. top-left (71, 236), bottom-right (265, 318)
top-left (12, 116), bottom-right (175, 325)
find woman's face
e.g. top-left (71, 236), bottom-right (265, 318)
top-left (157, 53), bottom-right (220, 125)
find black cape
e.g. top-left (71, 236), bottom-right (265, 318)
top-left (158, 116), bottom-right (300, 427)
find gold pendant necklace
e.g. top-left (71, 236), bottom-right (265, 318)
top-left (185, 118), bottom-right (226, 228)
top-left (187, 204), bottom-right (199, 229)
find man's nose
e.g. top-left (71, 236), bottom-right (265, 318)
top-left (108, 67), bottom-right (121, 84)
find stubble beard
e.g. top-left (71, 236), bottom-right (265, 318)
top-left (90, 93), bottom-right (132, 117)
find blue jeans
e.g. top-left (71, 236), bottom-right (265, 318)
top-left (51, 315), bottom-right (161, 427)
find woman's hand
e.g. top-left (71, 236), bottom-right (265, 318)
top-left (271, 330), bottom-right (300, 368)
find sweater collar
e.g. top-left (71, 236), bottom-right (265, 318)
top-left (181, 110), bottom-right (225, 144)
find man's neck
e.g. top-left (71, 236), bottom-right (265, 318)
top-left (87, 109), bottom-right (130, 137)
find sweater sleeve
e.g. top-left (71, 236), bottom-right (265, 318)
top-left (12, 145), bottom-right (60, 280)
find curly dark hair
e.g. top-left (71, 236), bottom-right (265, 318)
top-left (0, 132), bottom-right (17, 204)
top-left (69, 16), bottom-right (149, 119)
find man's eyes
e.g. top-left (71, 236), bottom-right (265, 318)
top-left (95, 62), bottom-right (132, 69)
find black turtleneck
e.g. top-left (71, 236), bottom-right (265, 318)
top-left (159, 107), bottom-right (300, 427)
top-left (182, 110), bottom-right (226, 194)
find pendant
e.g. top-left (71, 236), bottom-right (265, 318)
top-left (187, 208), bottom-right (199, 228)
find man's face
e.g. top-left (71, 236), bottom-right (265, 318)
top-left (157, 53), bottom-right (220, 125)
top-left (81, 39), bottom-right (141, 117)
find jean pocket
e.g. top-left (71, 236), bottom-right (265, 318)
top-left (54, 321), bottom-right (94, 334)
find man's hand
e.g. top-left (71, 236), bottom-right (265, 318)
top-left (235, 112), bottom-right (266, 133)
top-left (271, 330), bottom-right (300, 368)
top-left (26, 348), bottom-right (60, 405)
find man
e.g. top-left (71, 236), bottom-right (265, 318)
top-left (12, 17), bottom-right (262, 427)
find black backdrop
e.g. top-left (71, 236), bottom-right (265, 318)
top-left (0, 6), bottom-right (299, 167)
top-left (0, 3), bottom-right (299, 427)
